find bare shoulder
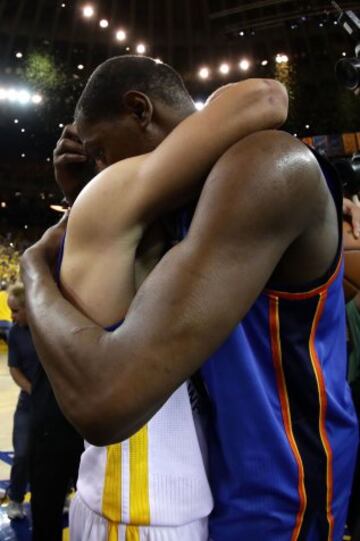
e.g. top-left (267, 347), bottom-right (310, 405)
top-left (196, 130), bottom-right (324, 234)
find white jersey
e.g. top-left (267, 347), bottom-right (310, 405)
top-left (76, 382), bottom-right (213, 533)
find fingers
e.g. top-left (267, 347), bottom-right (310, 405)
top-left (352, 215), bottom-right (360, 239)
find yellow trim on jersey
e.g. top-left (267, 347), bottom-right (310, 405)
top-left (102, 443), bottom-right (122, 540)
top-left (129, 425), bottom-right (151, 525)
top-left (125, 526), bottom-right (140, 541)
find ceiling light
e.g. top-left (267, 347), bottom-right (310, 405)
top-left (116, 29), bottom-right (127, 41)
top-left (99, 19), bottom-right (109, 29)
top-left (32, 94), bottom-right (42, 104)
top-left (136, 43), bottom-right (146, 54)
top-left (154, 58), bottom-right (163, 64)
top-left (199, 67), bottom-right (210, 79)
top-left (14, 119), bottom-right (19, 124)
top-left (219, 63), bottom-right (230, 75)
top-left (77, 64), bottom-right (84, 70)
top-left (82, 5), bottom-right (94, 18)
top-left (261, 59), bottom-right (268, 66)
top-left (239, 59), bottom-right (250, 71)
top-left (275, 53), bottom-right (289, 64)
top-left (16, 52), bottom-right (23, 59)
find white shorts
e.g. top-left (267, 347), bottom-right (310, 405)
top-left (69, 493), bottom-right (209, 541)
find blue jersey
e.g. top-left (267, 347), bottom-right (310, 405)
top-left (177, 152), bottom-right (359, 541)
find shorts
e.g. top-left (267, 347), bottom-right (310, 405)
top-left (70, 493), bottom-right (209, 541)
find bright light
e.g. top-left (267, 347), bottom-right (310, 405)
top-left (239, 31), bottom-right (245, 36)
top-left (16, 52), bottom-right (23, 59)
top-left (77, 64), bottom-right (84, 70)
top-left (116, 29), bottom-right (127, 41)
top-left (261, 59), bottom-right (268, 66)
top-left (32, 94), bottom-right (42, 104)
top-left (99, 19), bottom-right (109, 28)
top-left (0, 88), bottom-right (6, 100)
top-left (195, 101), bottom-right (205, 111)
top-left (305, 124), bottom-right (310, 129)
top-left (154, 58), bottom-right (163, 64)
top-left (1, 202), bottom-right (6, 208)
top-left (82, 5), bottom-right (94, 18)
top-left (18, 90), bottom-right (31, 104)
top-left (8, 89), bottom-right (18, 102)
top-left (21, 128), bottom-right (26, 133)
top-left (50, 205), bottom-right (67, 213)
top-left (14, 119), bottom-right (19, 124)
top-left (219, 63), bottom-right (230, 75)
top-left (126, 47), bottom-right (130, 51)
top-left (239, 59), bottom-right (250, 71)
top-left (21, 153), bottom-right (26, 158)
top-left (136, 43), bottom-right (146, 54)
top-left (342, 51), bottom-right (347, 57)
top-left (199, 67), bottom-right (210, 79)
top-left (59, 123), bottom-right (64, 128)
top-left (61, 3), bottom-right (66, 7)
top-left (275, 53), bottom-right (289, 64)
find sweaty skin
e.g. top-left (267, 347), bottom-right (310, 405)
top-left (21, 128), bottom-right (339, 446)
top-left (60, 78), bottom-right (288, 326)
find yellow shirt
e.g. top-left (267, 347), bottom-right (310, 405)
top-left (0, 291), bottom-right (11, 321)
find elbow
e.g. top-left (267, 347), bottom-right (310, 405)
top-left (261, 79), bottom-right (289, 127)
top-left (70, 398), bottom-right (138, 446)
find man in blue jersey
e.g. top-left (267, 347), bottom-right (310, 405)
top-left (21, 57), bottom-right (358, 540)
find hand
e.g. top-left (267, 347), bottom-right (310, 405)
top-left (21, 213), bottom-right (68, 285)
top-left (53, 124), bottom-right (93, 206)
top-left (343, 197), bottom-right (360, 239)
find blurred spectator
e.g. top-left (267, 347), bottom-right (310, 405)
top-left (7, 283), bottom-right (39, 520)
top-left (0, 284), bottom-right (11, 343)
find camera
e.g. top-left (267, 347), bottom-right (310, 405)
top-left (333, 1), bottom-right (360, 91)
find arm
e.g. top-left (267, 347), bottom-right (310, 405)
top-left (61, 79), bottom-right (288, 324)
top-left (9, 367), bottom-right (31, 394)
top-left (22, 131), bottom-right (320, 445)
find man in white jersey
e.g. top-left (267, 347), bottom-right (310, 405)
top-left (34, 57), bottom-right (288, 540)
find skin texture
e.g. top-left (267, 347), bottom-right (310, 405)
top-left (21, 129), bottom-right (339, 445)
top-left (60, 79), bottom-right (288, 326)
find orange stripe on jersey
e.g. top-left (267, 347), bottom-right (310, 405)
top-left (269, 297), bottom-right (307, 540)
top-left (266, 253), bottom-right (342, 300)
top-left (308, 292), bottom-right (335, 540)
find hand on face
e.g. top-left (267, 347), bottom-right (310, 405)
top-left (53, 124), bottom-right (94, 206)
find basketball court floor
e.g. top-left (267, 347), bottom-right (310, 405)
top-left (0, 346), bottom-right (354, 541)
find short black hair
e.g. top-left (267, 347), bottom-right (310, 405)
top-left (75, 55), bottom-right (194, 123)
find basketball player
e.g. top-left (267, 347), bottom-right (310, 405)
top-left (22, 57), bottom-right (358, 540)
top-left (55, 66), bottom-right (289, 540)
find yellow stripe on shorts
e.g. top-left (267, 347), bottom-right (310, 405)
top-left (129, 425), bottom-right (150, 525)
top-left (125, 424), bottom-right (150, 539)
top-left (102, 443), bottom-right (122, 541)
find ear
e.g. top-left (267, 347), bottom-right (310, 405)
top-left (122, 91), bottom-right (154, 128)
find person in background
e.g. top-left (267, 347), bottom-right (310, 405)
top-left (6, 282), bottom-right (39, 520)
top-left (6, 281), bottom-right (84, 539)
top-left (0, 283), bottom-right (12, 343)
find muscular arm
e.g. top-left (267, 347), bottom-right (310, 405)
top-left (62, 78), bottom-right (288, 324)
top-left (9, 367), bottom-right (31, 394)
top-left (23, 131), bottom-right (323, 444)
